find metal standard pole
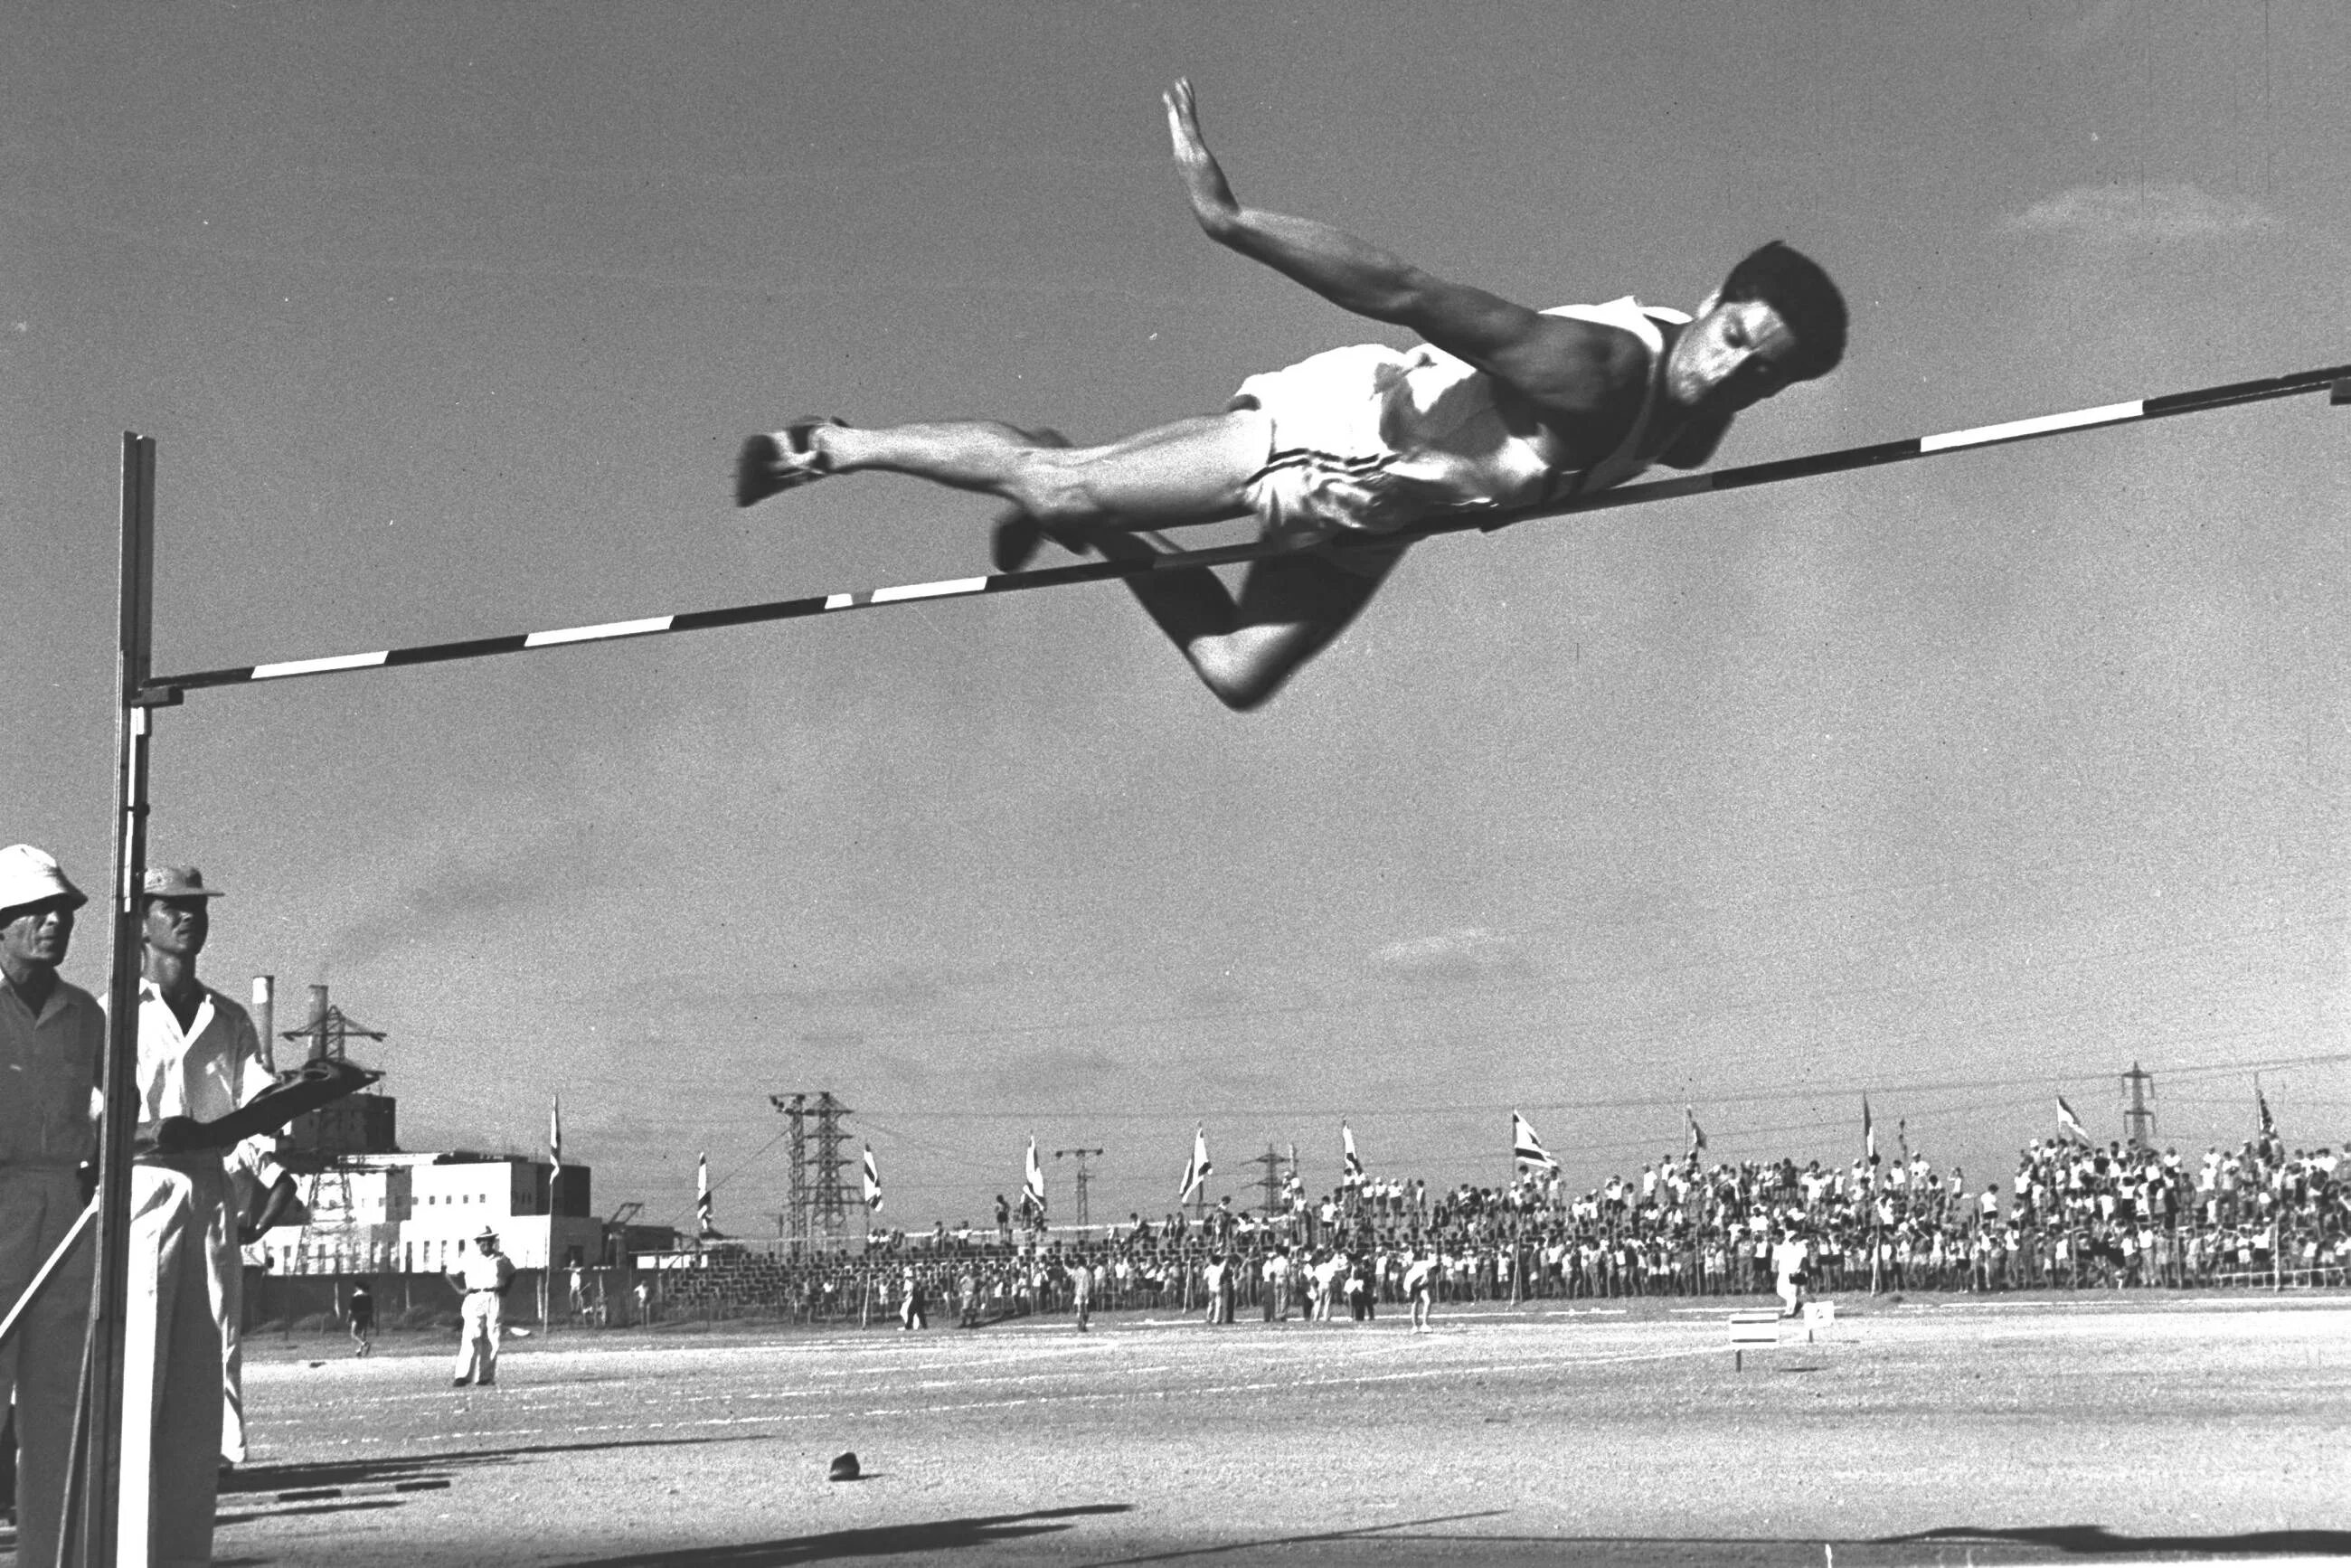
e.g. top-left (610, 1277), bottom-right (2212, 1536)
top-left (68, 433), bottom-right (171, 1568)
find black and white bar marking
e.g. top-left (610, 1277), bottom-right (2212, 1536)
top-left (146, 361), bottom-right (2350, 700)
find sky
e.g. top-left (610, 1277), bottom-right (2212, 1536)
top-left (5, 1), bottom-right (2348, 1239)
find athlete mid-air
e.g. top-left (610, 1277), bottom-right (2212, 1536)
top-left (738, 80), bottom-right (1846, 711)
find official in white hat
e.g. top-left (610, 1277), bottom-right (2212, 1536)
top-left (122, 859), bottom-right (291, 1565)
top-left (0, 845), bottom-right (102, 1568)
top-left (446, 1223), bottom-right (516, 1386)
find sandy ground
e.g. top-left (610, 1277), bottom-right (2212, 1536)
top-left (8, 1291), bottom-right (2347, 1566)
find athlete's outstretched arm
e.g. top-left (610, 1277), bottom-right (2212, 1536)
top-left (1163, 79), bottom-right (1619, 411)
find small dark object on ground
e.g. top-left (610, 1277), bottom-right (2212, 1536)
top-left (828, 1452), bottom-right (860, 1482)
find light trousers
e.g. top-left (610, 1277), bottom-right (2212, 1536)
top-left (121, 1156), bottom-right (234, 1568)
top-left (455, 1293), bottom-right (502, 1383)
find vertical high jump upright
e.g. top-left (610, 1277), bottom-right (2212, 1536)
top-left (56, 359), bottom-right (2349, 1563)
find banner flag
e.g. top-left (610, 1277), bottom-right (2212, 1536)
top-left (2056, 1093), bottom-right (2091, 1145)
top-left (1342, 1122), bottom-right (1365, 1185)
top-left (1512, 1110), bottom-right (1559, 1172)
top-left (862, 1142), bottom-right (883, 1211)
top-left (1022, 1135), bottom-right (1047, 1220)
top-left (1685, 1105), bottom-right (1706, 1155)
top-left (695, 1151), bottom-right (715, 1239)
top-left (1177, 1125), bottom-right (1213, 1202)
top-left (549, 1096), bottom-right (564, 1210)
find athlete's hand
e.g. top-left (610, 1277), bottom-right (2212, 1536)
top-left (1164, 78), bottom-right (1241, 234)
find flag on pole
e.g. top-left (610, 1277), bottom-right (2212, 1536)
top-left (1177, 1125), bottom-right (1213, 1203)
top-left (549, 1096), bottom-right (564, 1208)
top-left (2256, 1084), bottom-right (2276, 1138)
top-left (1341, 1121), bottom-right (1365, 1185)
top-left (695, 1152), bottom-right (715, 1239)
top-left (862, 1141), bottom-right (883, 1212)
top-left (1862, 1095), bottom-right (1879, 1167)
top-left (1512, 1110), bottom-right (1559, 1172)
top-left (1022, 1135), bottom-right (1047, 1221)
top-left (2056, 1093), bottom-right (2091, 1145)
top-left (1685, 1105), bottom-right (1706, 1156)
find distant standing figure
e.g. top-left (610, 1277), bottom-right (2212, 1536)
top-left (448, 1226), bottom-right (516, 1386)
top-left (347, 1281), bottom-right (375, 1357)
top-left (1404, 1250), bottom-right (1438, 1333)
top-left (900, 1268), bottom-right (928, 1331)
top-left (1772, 1227), bottom-right (1811, 1318)
top-left (1065, 1258), bottom-right (1092, 1331)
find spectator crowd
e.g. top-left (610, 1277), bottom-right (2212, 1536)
top-left (647, 1127), bottom-right (2346, 1327)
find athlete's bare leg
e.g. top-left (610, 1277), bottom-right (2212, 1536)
top-left (1087, 531), bottom-right (1406, 711)
top-left (799, 410), bottom-right (1268, 532)
top-left (744, 406), bottom-right (1402, 710)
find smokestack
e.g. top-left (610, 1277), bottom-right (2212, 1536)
top-left (251, 976), bottom-right (275, 1074)
top-left (307, 984), bottom-right (330, 1063)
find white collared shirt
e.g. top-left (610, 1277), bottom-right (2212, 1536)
top-left (133, 978), bottom-right (284, 1183)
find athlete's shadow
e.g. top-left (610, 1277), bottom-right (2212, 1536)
top-left (215, 1436), bottom-right (753, 1534)
top-left (220, 1433), bottom-right (742, 1496)
top-left (1888, 1523), bottom-right (2351, 1557)
top-left (543, 1503), bottom-right (1135, 1566)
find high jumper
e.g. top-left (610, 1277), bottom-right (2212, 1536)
top-left (736, 79), bottom-right (1847, 710)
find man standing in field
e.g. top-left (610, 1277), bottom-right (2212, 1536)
top-left (0, 845), bottom-right (102, 1568)
top-left (737, 80), bottom-right (1845, 710)
top-left (1771, 1223), bottom-right (1812, 1318)
top-left (448, 1226), bottom-right (516, 1385)
top-left (348, 1280), bottom-right (376, 1356)
top-left (123, 864), bottom-right (303, 1562)
top-left (1403, 1248), bottom-right (1439, 1334)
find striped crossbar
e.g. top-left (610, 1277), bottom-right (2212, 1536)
top-left (1728, 1311), bottom-right (1783, 1346)
top-left (145, 361), bottom-right (2350, 699)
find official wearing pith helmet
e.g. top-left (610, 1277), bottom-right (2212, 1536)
top-left (0, 844), bottom-right (101, 1568)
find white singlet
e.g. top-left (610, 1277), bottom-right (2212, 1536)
top-left (1229, 297), bottom-right (1691, 546)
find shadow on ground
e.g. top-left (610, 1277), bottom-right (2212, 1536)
top-left (1890, 1523), bottom-right (2351, 1558)
top-left (1061, 1516), bottom-right (2351, 1568)
top-left (221, 1433), bottom-right (746, 1497)
top-left (214, 1435), bottom-right (754, 1534)
top-left (544, 1504), bottom-right (1136, 1566)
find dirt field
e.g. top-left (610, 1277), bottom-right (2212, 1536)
top-left (14, 1292), bottom-right (2348, 1566)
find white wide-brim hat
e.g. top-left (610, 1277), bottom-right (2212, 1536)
top-left (0, 845), bottom-right (87, 916)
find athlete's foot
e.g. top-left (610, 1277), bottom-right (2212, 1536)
top-left (735, 417), bottom-right (847, 507)
top-left (989, 507), bottom-right (1045, 573)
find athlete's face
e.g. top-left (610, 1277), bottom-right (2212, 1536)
top-left (1665, 296), bottom-right (1802, 413)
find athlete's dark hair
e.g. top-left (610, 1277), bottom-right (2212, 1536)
top-left (1719, 241), bottom-right (1846, 382)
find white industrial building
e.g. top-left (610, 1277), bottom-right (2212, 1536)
top-left (247, 1151), bottom-right (605, 1275)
